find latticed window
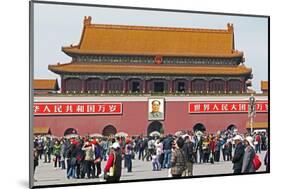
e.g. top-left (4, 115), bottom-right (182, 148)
top-left (65, 78), bottom-right (82, 92)
top-left (209, 79), bottom-right (225, 92)
top-left (228, 79), bottom-right (241, 92)
top-left (192, 79), bottom-right (207, 92)
top-left (107, 79), bottom-right (123, 92)
top-left (86, 78), bottom-right (102, 92)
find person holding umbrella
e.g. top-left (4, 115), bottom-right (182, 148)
top-left (104, 142), bottom-right (122, 183)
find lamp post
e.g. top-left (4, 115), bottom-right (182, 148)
top-left (248, 94), bottom-right (256, 135)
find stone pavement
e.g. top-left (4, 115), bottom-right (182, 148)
top-left (33, 151), bottom-right (267, 187)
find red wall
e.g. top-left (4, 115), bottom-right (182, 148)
top-left (33, 100), bottom-right (268, 136)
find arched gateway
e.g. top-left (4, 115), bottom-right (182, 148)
top-left (147, 121), bottom-right (163, 136)
top-left (193, 123), bottom-right (206, 132)
top-left (227, 124), bottom-right (237, 131)
top-left (102, 125), bottom-right (117, 136)
top-left (64, 128), bottom-right (78, 136)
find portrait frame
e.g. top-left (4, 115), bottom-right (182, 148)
top-left (148, 98), bottom-right (165, 121)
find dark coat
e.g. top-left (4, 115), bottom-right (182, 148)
top-left (171, 148), bottom-right (187, 175)
top-left (183, 141), bottom-right (194, 163)
top-left (114, 150), bottom-right (122, 179)
top-left (106, 150), bottom-right (122, 183)
top-left (232, 142), bottom-right (245, 171)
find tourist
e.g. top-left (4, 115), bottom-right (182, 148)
top-left (224, 139), bottom-right (232, 161)
top-left (33, 145), bottom-right (39, 173)
top-left (146, 137), bottom-right (155, 161)
top-left (82, 141), bottom-right (93, 179)
top-left (242, 136), bottom-right (256, 173)
top-left (37, 138), bottom-right (44, 160)
top-left (155, 139), bottom-right (163, 170)
top-left (162, 135), bottom-right (173, 168)
top-left (124, 138), bottom-right (133, 172)
top-left (202, 137), bottom-right (210, 163)
top-left (53, 140), bottom-right (61, 169)
top-left (214, 137), bottom-right (221, 162)
top-left (104, 142), bottom-right (122, 183)
top-left (60, 139), bottom-right (67, 170)
top-left (209, 136), bottom-right (215, 164)
top-left (75, 142), bottom-right (84, 179)
top-left (100, 138), bottom-right (108, 161)
top-left (196, 136), bottom-right (204, 164)
top-left (66, 143), bottom-right (78, 179)
top-left (232, 135), bottom-right (244, 174)
top-left (138, 137), bottom-right (145, 160)
top-left (151, 151), bottom-right (160, 171)
top-left (255, 133), bottom-right (261, 154)
top-left (183, 135), bottom-right (194, 176)
top-left (43, 137), bottom-right (51, 163)
top-left (261, 132), bottom-right (267, 151)
top-left (170, 137), bottom-right (187, 178)
top-left (92, 139), bottom-right (102, 178)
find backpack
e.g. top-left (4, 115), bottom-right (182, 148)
top-left (252, 154), bottom-right (262, 170)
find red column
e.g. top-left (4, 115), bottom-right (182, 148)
top-left (123, 80), bottom-right (127, 93)
top-left (61, 77), bottom-right (65, 93)
top-left (206, 80), bottom-right (209, 93)
top-left (168, 80), bottom-right (173, 93)
top-left (143, 79), bottom-right (146, 93)
top-left (81, 79), bottom-right (86, 93)
top-left (225, 80), bottom-right (228, 93)
top-left (102, 80), bottom-right (107, 93)
top-left (241, 79), bottom-right (245, 93)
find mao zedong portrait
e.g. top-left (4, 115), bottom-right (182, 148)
top-left (149, 100), bottom-right (164, 119)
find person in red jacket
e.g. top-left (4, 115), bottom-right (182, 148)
top-left (104, 142), bottom-right (122, 183)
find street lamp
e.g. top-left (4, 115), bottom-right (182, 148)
top-left (248, 94), bottom-right (256, 134)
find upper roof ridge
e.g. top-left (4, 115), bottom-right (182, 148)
top-left (83, 16), bottom-right (232, 33)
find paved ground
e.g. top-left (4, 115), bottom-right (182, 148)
top-left (34, 151), bottom-right (267, 187)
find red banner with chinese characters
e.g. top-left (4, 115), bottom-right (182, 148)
top-left (189, 101), bottom-right (268, 113)
top-left (33, 103), bottom-right (122, 115)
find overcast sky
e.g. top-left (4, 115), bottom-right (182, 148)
top-left (33, 3), bottom-right (268, 92)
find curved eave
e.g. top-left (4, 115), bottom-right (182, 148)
top-left (61, 47), bottom-right (243, 58)
top-left (48, 63), bottom-right (252, 76)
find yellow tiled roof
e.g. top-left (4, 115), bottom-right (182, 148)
top-left (33, 127), bottom-right (50, 134)
top-left (261, 81), bottom-right (268, 91)
top-left (246, 122), bottom-right (268, 129)
top-left (49, 63), bottom-right (252, 76)
top-left (33, 79), bottom-right (59, 90)
top-left (62, 16), bottom-right (242, 58)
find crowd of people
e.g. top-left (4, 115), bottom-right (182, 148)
top-left (33, 129), bottom-right (269, 182)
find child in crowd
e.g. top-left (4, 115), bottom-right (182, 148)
top-left (152, 151), bottom-right (160, 171)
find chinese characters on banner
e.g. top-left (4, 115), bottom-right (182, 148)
top-left (189, 101), bottom-right (268, 113)
top-left (33, 103), bottom-right (122, 115)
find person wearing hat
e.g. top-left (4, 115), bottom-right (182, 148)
top-left (242, 136), bottom-right (256, 173)
top-left (232, 135), bottom-right (245, 174)
top-left (170, 137), bottom-right (187, 178)
top-left (124, 138), bottom-right (133, 172)
top-left (92, 139), bottom-right (102, 178)
top-left (104, 142), bottom-right (122, 183)
top-left (82, 141), bottom-right (94, 179)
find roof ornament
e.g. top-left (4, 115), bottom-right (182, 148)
top-left (154, 55), bottom-right (163, 64)
top-left (83, 16), bottom-right (92, 26)
top-left (227, 23), bottom-right (234, 32)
